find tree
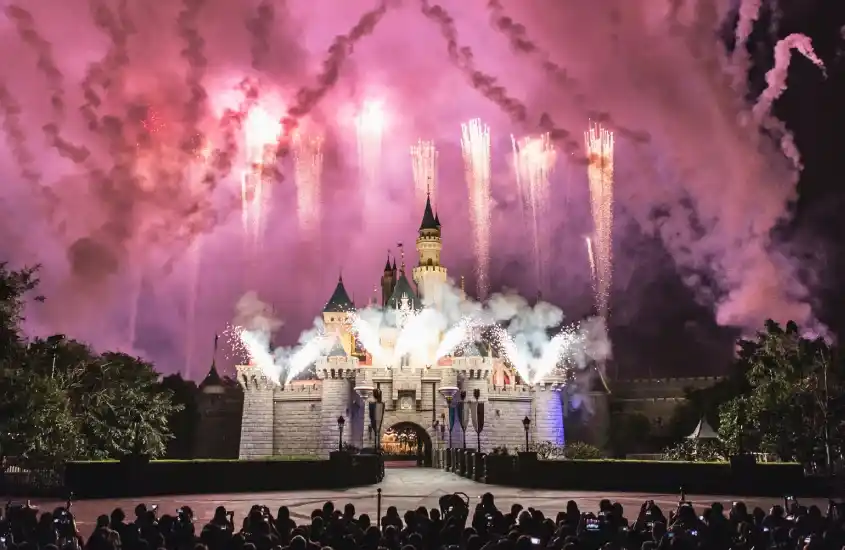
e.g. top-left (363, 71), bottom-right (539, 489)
top-left (0, 264), bottom-right (183, 467)
top-left (717, 320), bottom-right (845, 466)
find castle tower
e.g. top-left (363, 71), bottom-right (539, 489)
top-left (236, 364), bottom-right (276, 459)
top-left (322, 275), bottom-right (356, 356)
top-left (316, 341), bottom-right (358, 457)
top-left (413, 193), bottom-right (447, 304)
top-left (380, 254), bottom-right (397, 307)
top-left (532, 378), bottom-right (566, 446)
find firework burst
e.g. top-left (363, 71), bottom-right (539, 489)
top-left (461, 119), bottom-right (492, 299)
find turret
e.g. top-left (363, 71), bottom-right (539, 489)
top-left (380, 254), bottom-right (397, 307)
top-left (413, 193), bottom-right (448, 304)
top-left (322, 274), bottom-right (356, 356)
top-left (236, 363), bottom-right (276, 459)
top-left (316, 340), bottom-right (359, 457)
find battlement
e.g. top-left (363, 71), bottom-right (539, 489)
top-left (614, 376), bottom-right (725, 385)
top-left (316, 365), bottom-right (358, 380)
top-left (236, 364), bottom-right (278, 391)
top-left (452, 356), bottom-right (494, 378)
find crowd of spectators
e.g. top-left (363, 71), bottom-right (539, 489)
top-left (0, 493), bottom-right (840, 550)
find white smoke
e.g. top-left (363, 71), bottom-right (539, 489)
top-left (233, 292), bottom-right (333, 385)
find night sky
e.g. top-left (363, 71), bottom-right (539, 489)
top-left (0, 0), bottom-right (843, 380)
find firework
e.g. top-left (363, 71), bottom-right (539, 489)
top-left (285, 334), bottom-right (330, 384)
top-left (532, 324), bottom-right (584, 383)
top-left (434, 316), bottom-right (479, 361)
top-left (241, 104), bottom-right (282, 253)
top-left (292, 131), bottom-right (324, 233)
top-left (585, 235), bottom-right (596, 286)
top-left (355, 99), bottom-right (385, 194)
top-left (238, 325), bottom-right (280, 382)
top-left (460, 118), bottom-right (492, 299)
top-left (183, 143), bottom-right (214, 378)
top-left (490, 326), bottom-right (529, 383)
top-left (349, 312), bottom-right (387, 364)
top-left (511, 133), bottom-right (557, 293)
top-left (410, 139), bottom-right (438, 208)
top-left (222, 324), bottom-right (249, 362)
top-left (584, 123), bottom-right (614, 318)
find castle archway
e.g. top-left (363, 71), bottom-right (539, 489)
top-left (381, 422), bottom-right (433, 467)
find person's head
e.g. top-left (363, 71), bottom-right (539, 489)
top-left (134, 505), bottom-right (147, 521)
top-left (511, 504), bottom-right (523, 518)
top-left (403, 511), bottom-right (415, 529)
top-left (96, 515), bottom-right (110, 530)
top-left (289, 535), bottom-right (307, 550)
top-left (322, 502), bottom-right (335, 519)
top-left (214, 507), bottom-right (228, 524)
top-left (358, 514), bottom-right (371, 530)
top-left (343, 504), bottom-right (355, 520)
top-left (651, 521), bottom-right (666, 540)
top-left (481, 493), bottom-right (495, 510)
top-left (565, 501), bottom-right (578, 517)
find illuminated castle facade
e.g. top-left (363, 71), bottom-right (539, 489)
top-left (235, 197), bottom-right (610, 460)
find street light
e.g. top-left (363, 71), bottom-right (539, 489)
top-left (439, 386), bottom-right (459, 449)
top-left (337, 415), bottom-right (346, 452)
top-left (522, 416), bottom-right (531, 451)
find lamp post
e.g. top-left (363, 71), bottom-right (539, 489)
top-left (438, 386), bottom-right (459, 449)
top-left (522, 416), bottom-right (531, 452)
top-left (337, 415), bottom-right (346, 452)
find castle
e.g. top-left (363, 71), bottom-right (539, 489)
top-left (231, 195), bottom-right (620, 461)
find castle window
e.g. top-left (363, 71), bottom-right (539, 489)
top-left (427, 259), bottom-right (433, 266)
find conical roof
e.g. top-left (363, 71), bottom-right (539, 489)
top-left (419, 194), bottom-right (439, 231)
top-left (323, 276), bottom-right (355, 313)
top-left (386, 271), bottom-right (420, 310)
top-left (200, 363), bottom-right (223, 388)
top-left (686, 417), bottom-right (719, 440)
top-left (383, 254), bottom-right (392, 272)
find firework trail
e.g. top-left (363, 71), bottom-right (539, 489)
top-left (532, 324), bottom-right (584, 383)
top-left (177, 0), bottom-right (209, 145)
top-left (490, 326), bottom-right (529, 383)
top-left (355, 99), bottom-right (385, 198)
top-left (127, 270), bottom-right (143, 350)
top-left (349, 313), bottom-right (387, 364)
top-left (0, 82), bottom-right (41, 188)
top-left (184, 145), bottom-right (212, 378)
top-left (511, 133), bottom-right (557, 294)
top-left (222, 324), bottom-right (249, 362)
top-left (241, 104), bottom-right (282, 254)
top-left (584, 123), bottom-right (614, 318)
top-left (585, 236), bottom-right (596, 286)
top-left (410, 139), bottom-right (438, 209)
top-left (461, 119), bottom-right (492, 300)
top-left (418, 1), bottom-right (582, 157)
top-left (434, 316), bottom-right (478, 361)
top-left (286, 1), bottom-right (389, 119)
top-left (4, 5), bottom-right (65, 119)
top-left (754, 34), bottom-right (826, 122)
top-left (292, 131), bottom-right (324, 234)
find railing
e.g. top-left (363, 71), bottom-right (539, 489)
top-left (1, 463), bottom-right (65, 497)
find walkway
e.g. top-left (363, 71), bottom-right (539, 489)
top-left (31, 468), bottom-right (823, 537)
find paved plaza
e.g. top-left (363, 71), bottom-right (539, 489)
top-left (29, 468), bottom-right (827, 537)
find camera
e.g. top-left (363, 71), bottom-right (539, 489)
top-left (530, 537), bottom-right (541, 545)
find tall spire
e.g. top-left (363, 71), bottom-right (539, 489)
top-left (419, 193), bottom-right (438, 231)
top-left (384, 250), bottom-right (392, 272)
top-left (200, 334), bottom-right (223, 388)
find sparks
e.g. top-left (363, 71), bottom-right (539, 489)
top-left (585, 235), bottom-right (596, 287)
top-left (292, 131), bottom-right (324, 234)
top-left (410, 139), bottom-right (438, 209)
top-left (584, 123), bottom-right (614, 319)
top-left (355, 99), bottom-right (385, 194)
top-left (511, 133), bottom-right (557, 294)
top-left (461, 118), bottom-right (492, 300)
top-left (490, 326), bottom-right (530, 383)
top-left (349, 312), bottom-right (388, 364)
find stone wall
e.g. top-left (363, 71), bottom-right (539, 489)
top-left (486, 392), bottom-right (533, 451)
top-left (273, 399), bottom-right (322, 456)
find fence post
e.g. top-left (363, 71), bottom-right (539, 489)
top-left (377, 488), bottom-right (382, 530)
